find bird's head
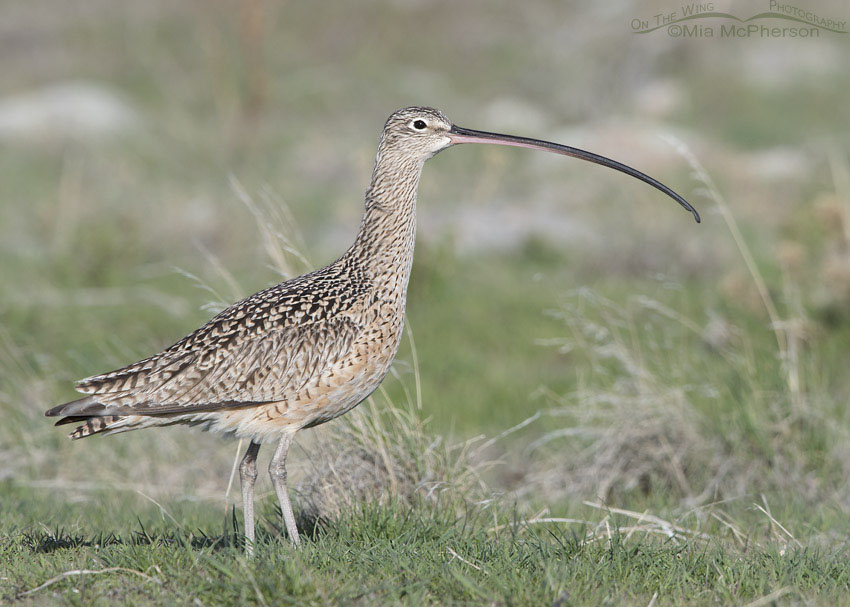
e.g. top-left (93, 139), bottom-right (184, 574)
top-left (378, 106), bottom-right (454, 161)
top-left (377, 106), bottom-right (700, 223)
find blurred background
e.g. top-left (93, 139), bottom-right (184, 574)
top-left (1, 0), bottom-right (849, 528)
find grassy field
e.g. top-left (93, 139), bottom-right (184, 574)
top-left (2, 0), bottom-right (850, 604)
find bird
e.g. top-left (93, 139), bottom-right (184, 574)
top-left (46, 106), bottom-right (700, 554)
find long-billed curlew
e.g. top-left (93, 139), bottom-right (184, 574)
top-left (46, 107), bottom-right (700, 554)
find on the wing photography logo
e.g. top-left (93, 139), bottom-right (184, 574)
top-left (631, 1), bottom-right (847, 38)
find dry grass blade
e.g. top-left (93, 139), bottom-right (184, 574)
top-left (583, 502), bottom-right (711, 542)
top-left (741, 587), bottom-right (795, 607)
top-left (446, 547), bottom-right (489, 574)
top-left (14, 478), bottom-right (226, 502)
top-left (662, 136), bottom-right (783, 349)
top-left (753, 499), bottom-right (802, 549)
top-left (18, 567), bottom-right (163, 598)
top-left (488, 517), bottom-right (589, 534)
top-left (827, 145), bottom-right (850, 246)
top-left (136, 491), bottom-right (185, 530)
top-left (662, 135), bottom-right (803, 403)
top-left (477, 410), bottom-right (542, 453)
top-left (709, 510), bottom-right (748, 546)
top-left (229, 176), bottom-right (311, 279)
top-left (224, 438), bottom-right (245, 511)
top-left (403, 317), bottom-right (423, 411)
top-left (240, 561), bottom-right (270, 607)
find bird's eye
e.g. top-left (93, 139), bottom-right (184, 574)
top-left (412, 120), bottom-right (427, 130)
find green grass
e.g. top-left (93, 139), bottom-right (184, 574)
top-left (4, 485), bottom-right (850, 606)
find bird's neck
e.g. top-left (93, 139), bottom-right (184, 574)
top-left (345, 150), bottom-right (424, 294)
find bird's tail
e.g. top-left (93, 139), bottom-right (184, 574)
top-left (69, 415), bottom-right (125, 439)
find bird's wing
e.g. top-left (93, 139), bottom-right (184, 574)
top-left (48, 268), bottom-right (372, 418)
top-left (60, 314), bottom-right (363, 417)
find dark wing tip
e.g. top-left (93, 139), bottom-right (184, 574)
top-left (45, 396), bottom-right (101, 418)
top-left (45, 404), bottom-right (65, 417)
top-left (54, 416), bottom-right (89, 427)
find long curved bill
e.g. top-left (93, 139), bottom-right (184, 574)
top-left (448, 125), bottom-right (700, 223)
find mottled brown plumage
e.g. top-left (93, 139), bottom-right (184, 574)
top-left (46, 106), bottom-right (699, 554)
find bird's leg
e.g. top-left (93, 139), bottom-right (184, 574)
top-left (239, 441), bottom-right (261, 556)
top-left (269, 433), bottom-right (300, 547)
